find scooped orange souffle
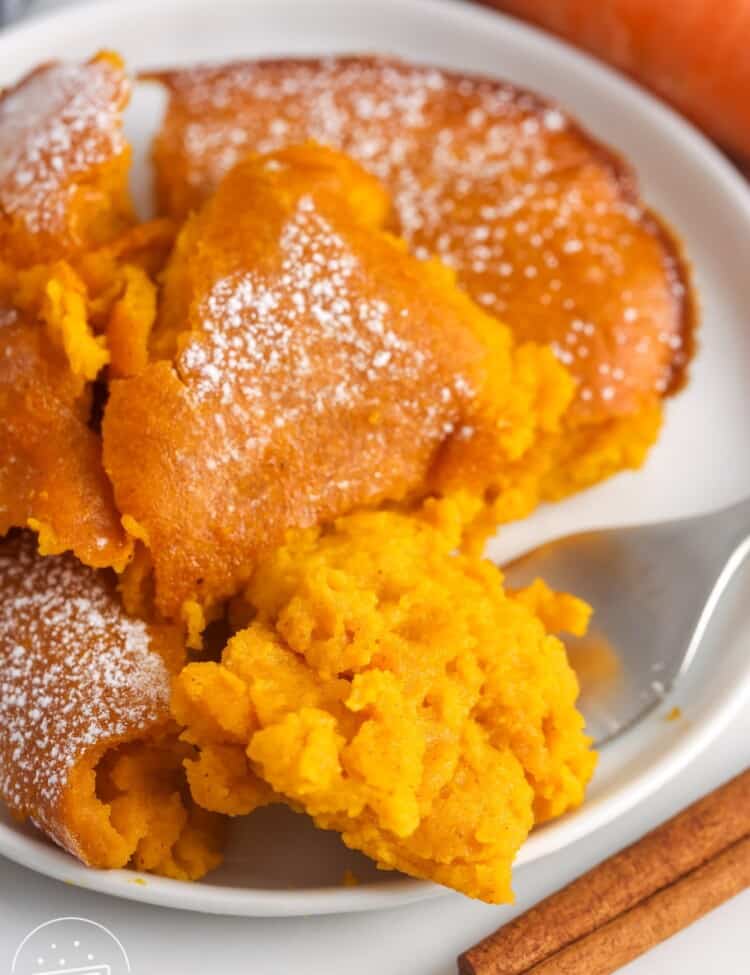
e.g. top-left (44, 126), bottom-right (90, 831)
top-left (172, 504), bottom-right (596, 903)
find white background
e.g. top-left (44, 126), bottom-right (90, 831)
top-left (0, 1), bottom-right (748, 971)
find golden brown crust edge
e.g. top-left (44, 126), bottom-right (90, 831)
top-left (142, 55), bottom-right (697, 419)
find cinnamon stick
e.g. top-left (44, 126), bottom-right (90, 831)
top-left (459, 768), bottom-right (750, 975)
top-left (519, 835), bottom-right (750, 975)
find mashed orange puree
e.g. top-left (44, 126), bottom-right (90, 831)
top-left (172, 505), bottom-right (595, 902)
top-left (92, 739), bottom-right (224, 879)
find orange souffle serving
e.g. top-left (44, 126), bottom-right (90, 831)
top-left (172, 505), bottom-right (595, 902)
top-left (0, 49), bottom-right (695, 903)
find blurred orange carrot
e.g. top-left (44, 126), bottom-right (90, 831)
top-left (481, 0), bottom-right (750, 160)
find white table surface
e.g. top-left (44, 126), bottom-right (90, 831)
top-left (0, 0), bottom-right (748, 970)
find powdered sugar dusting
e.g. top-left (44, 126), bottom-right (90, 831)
top-left (0, 58), bottom-right (128, 234)
top-left (103, 169), bottom-right (488, 615)
top-left (177, 195), bottom-right (469, 459)
top-left (155, 56), bottom-right (691, 414)
top-left (0, 534), bottom-right (169, 854)
top-left (0, 307), bottom-right (18, 328)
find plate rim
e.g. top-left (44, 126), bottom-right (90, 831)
top-left (1, 0), bottom-right (750, 917)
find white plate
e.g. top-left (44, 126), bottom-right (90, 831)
top-left (2, 0), bottom-right (750, 918)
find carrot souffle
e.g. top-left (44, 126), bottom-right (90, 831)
top-left (0, 51), bottom-right (694, 902)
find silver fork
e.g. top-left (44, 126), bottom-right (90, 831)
top-left (502, 496), bottom-right (750, 745)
